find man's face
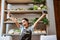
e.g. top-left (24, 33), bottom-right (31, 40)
top-left (22, 20), bottom-right (29, 28)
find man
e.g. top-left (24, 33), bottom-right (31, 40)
top-left (8, 11), bottom-right (47, 40)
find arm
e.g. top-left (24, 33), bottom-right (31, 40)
top-left (10, 17), bottom-right (20, 28)
top-left (7, 11), bottom-right (20, 28)
top-left (33, 13), bottom-right (46, 28)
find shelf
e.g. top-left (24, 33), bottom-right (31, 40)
top-left (4, 20), bottom-right (33, 24)
top-left (5, 0), bottom-right (45, 4)
top-left (4, 20), bottom-right (43, 24)
top-left (4, 19), bottom-right (20, 24)
top-left (4, 10), bottom-right (42, 14)
top-left (6, 2), bottom-right (44, 4)
top-left (3, 33), bottom-right (47, 36)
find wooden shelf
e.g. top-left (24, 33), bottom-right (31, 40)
top-left (4, 20), bottom-right (43, 24)
top-left (4, 21), bottom-right (18, 24)
top-left (4, 21), bottom-right (43, 24)
top-left (6, 2), bottom-right (44, 4)
top-left (4, 21), bottom-right (33, 24)
top-left (5, 0), bottom-right (45, 4)
top-left (3, 33), bottom-right (47, 36)
top-left (4, 10), bottom-right (42, 14)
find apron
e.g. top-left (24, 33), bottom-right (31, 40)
top-left (20, 29), bottom-right (32, 40)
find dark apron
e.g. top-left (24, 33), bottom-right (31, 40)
top-left (20, 29), bottom-right (32, 40)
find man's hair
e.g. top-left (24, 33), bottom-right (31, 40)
top-left (22, 18), bottom-right (29, 22)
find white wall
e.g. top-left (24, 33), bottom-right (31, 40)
top-left (46, 0), bottom-right (56, 35)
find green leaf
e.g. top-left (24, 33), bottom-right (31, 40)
top-left (14, 29), bottom-right (21, 32)
top-left (33, 5), bottom-right (38, 10)
top-left (42, 17), bottom-right (49, 25)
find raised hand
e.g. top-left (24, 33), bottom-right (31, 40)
top-left (42, 10), bottom-right (47, 14)
top-left (10, 17), bottom-right (17, 22)
top-left (33, 10), bottom-right (47, 28)
top-left (7, 11), bottom-right (11, 17)
top-left (7, 11), bottom-right (20, 28)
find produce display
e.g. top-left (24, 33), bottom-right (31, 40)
top-left (41, 17), bottom-right (49, 25)
top-left (40, 4), bottom-right (47, 10)
top-left (8, 29), bottom-right (46, 35)
top-left (33, 5), bottom-right (38, 10)
top-left (8, 29), bottom-right (21, 35)
top-left (33, 30), bottom-right (46, 34)
top-left (32, 18), bottom-right (38, 24)
top-left (9, 4), bottom-right (47, 11)
top-left (10, 8), bottom-right (25, 11)
top-left (28, 7), bottom-right (34, 10)
top-left (41, 30), bottom-right (46, 33)
top-left (32, 17), bottom-right (49, 25)
top-left (8, 29), bottom-right (14, 34)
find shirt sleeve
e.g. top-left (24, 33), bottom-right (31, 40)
top-left (20, 25), bottom-right (23, 29)
top-left (30, 25), bottom-right (34, 31)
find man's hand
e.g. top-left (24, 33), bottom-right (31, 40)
top-left (10, 17), bottom-right (17, 22)
top-left (7, 11), bottom-right (20, 28)
top-left (33, 11), bottom-right (47, 28)
top-left (7, 11), bottom-right (11, 17)
top-left (42, 10), bottom-right (47, 14)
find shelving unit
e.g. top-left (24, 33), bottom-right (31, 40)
top-left (4, 20), bottom-right (33, 24)
top-left (3, 33), bottom-right (47, 36)
top-left (1, 0), bottom-right (48, 38)
top-left (4, 10), bottom-right (42, 13)
top-left (5, 1), bottom-right (45, 4)
top-left (5, 0), bottom-right (45, 4)
top-left (4, 20), bottom-right (43, 24)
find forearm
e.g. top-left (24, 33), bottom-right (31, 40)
top-left (33, 13), bottom-right (46, 27)
top-left (14, 21), bottom-right (20, 28)
top-left (36, 14), bottom-right (46, 22)
top-left (10, 17), bottom-right (20, 28)
top-left (8, 11), bottom-right (20, 28)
